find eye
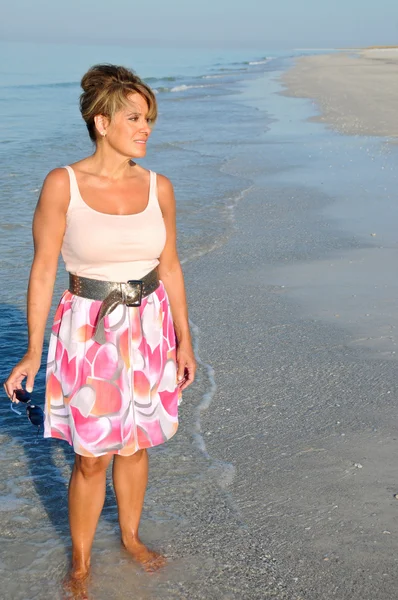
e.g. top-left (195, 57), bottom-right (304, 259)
top-left (146, 118), bottom-right (153, 125)
top-left (128, 116), bottom-right (139, 122)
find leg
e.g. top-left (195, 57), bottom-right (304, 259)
top-left (112, 450), bottom-right (166, 571)
top-left (68, 453), bottom-right (113, 579)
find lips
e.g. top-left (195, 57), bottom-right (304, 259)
top-left (134, 140), bottom-right (147, 144)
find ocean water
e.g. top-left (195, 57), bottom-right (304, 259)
top-left (0, 41), bottom-right (321, 599)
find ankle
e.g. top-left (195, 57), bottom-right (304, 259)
top-left (71, 556), bottom-right (91, 579)
top-left (121, 531), bottom-right (141, 547)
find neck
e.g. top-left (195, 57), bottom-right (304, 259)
top-left (88, 146), bottom-right (136, 179)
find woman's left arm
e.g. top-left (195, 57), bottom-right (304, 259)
top-left (157, 174), bottom-right (196, 390)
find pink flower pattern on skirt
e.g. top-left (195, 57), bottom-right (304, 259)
top-left (44, 282), bottom-right (181, 457)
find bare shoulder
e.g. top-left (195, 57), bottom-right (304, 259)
top-left (156, 174), bottom-right (176, 216)
top-left (156, 172), bottom-right (174, 189)
top-left (43, 167), bottom-right (70, 189)
top-left (156, 173), bottom-right (175, 198)
top-left (38, 167), bottom-right (70, 212)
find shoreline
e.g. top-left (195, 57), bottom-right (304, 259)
top-left (185, 55), bottom-right (398, 599)
top-left (280, 50), bottom-right (398, 137)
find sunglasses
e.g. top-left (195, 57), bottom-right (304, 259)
top-left (11, 389), bottom-right (45, 435)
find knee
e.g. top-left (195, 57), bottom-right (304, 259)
top-left (116, 449), bottom-right (147, 465)
top-left (74, 455), bottom-right (110, 479)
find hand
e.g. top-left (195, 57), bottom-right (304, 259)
top-left (176, 342), bottom-right (196, 391)
top-left (3, 353), bottom-right (41, 402)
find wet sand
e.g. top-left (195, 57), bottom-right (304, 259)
top-left (280, 50), bottom-right (398, 137)
top-left (184, 57), bottom-right (398, 598)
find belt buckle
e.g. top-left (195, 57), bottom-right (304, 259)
top-left (125, 280), bottom-right (143, 306)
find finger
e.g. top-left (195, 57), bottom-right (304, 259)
top-left (179, 366), bottom-right (195, 390)
top-left (3, 380), bottom-right (18, 400)
top-left (177, 362), bottom-right (185, 384)
top-left (4, 389), bottom-right (18, 403)
top-left (4, 370), bottom-right (25, 399)
top-left (177, 364), bottom-right (189, 386)
top-left (26, 373), bottom-right (35, 394)
top-left (180, 379), bottom-right (192, 391)
top-left (3, 382), bottom-right (11, 400)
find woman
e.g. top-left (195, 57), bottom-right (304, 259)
top-left (3, 64), bottom-right (196, 584)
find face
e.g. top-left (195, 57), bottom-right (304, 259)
top-left (97, 93), bottom-right (152, 158)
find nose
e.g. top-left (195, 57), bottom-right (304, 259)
top-left (140, 120), bottom-right (151, 135)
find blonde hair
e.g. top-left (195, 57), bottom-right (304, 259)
top-left (80, 64), bottom-right (157, 142)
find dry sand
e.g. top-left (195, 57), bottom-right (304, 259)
top-left (281, 49), bottom-right (398, 137)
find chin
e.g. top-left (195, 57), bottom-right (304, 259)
top-left (131, 148), bottom-right (147, 158)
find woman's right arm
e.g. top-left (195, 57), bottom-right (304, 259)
top-left (3, 168), bottom-right (70, 399)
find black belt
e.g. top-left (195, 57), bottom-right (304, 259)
top-left (68, 268), bottom-right (160, 344)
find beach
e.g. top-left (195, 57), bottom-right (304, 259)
top-left (1, 44), bottom-right (398, 599)
top-left (187, 51), bottom-right (398, 598)
top-left (281, 49), bottom-right (398, 137)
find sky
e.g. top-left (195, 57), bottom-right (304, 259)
top-left (1, 0), bottom-right (397, 49)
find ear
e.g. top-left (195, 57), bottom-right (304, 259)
top-left (94, 114), bottom-right (109, 138)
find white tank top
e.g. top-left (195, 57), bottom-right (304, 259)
top-left (61, 166), bottom-right (166, 282)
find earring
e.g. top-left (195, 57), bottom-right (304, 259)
top-left (101, 131), bottom-right (106, 137)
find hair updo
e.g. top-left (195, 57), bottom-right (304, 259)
top-left (79, 64), bottom-right (157, 142)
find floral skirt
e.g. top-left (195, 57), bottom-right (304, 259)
top-left (44, 282), bottom-right (181, 457)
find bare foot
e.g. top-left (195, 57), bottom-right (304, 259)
top-left (62, 568), bottom-right (90, 599)
top-left (122, 537), bottom-right (167, 572)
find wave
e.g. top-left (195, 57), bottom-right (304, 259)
top-left (211, 57), bottom-right (268, 70)
top-left (218, 67), bottom-right (248, 72)
top-left (201, 74), bottom-right (226, 79)
top-left (171, 84), bottom-right (208, 92)
top-left (155, 83), bottom-right (213, 94)
top-left (213, 60), bottom-right (249, 67)
top-left (144, 75), bottom-right (177, 83)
